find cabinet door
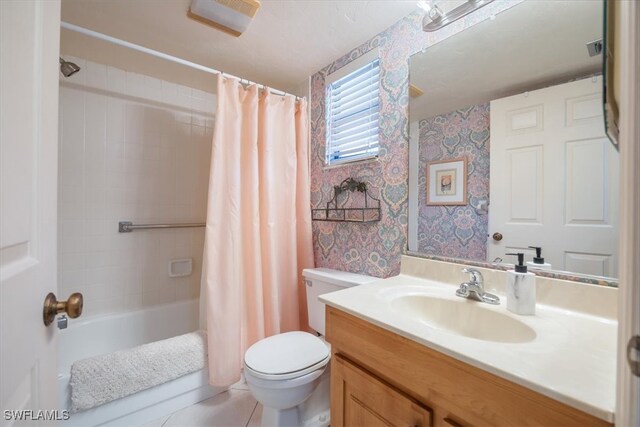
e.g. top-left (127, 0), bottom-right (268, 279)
top-left (442, 417), bottom-right (464, 427)
top-left (332, 354), bottom-right (432, 427)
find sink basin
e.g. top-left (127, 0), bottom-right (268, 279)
top-left (390, 295), bottom-right (536, 343)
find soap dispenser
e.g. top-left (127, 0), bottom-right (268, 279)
top-left (526, 246), bottom-right (553, 270)
top-left (506, 252), bottom-right (536, 315)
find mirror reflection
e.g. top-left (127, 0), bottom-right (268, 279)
top-left (408, 0), bottom-right (619, 279)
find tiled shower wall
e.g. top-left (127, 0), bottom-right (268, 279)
top-left (58, 56), bottom-right (215, 318)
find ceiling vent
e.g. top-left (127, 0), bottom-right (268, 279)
top-left (188, 0), bottom-right (261, 37)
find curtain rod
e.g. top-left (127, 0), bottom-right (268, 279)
top-left (60, 21), bottom-right (300, 99)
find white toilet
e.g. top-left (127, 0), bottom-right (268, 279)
top-left (243, 268), bottom-right (376, 427)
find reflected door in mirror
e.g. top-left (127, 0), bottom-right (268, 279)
top-left (488, 77), bottom-right (619, 278)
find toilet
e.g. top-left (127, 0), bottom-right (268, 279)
top-left (243, 268), bottom-right (377, 427)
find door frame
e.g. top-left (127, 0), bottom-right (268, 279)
top-left (615, 0), bottom-right (640, 425)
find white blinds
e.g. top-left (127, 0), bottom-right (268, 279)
top-left (326, 58), bottom-right (380, 165)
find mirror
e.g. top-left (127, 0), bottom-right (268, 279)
top-left (408, 0), bottom-right (619, 280)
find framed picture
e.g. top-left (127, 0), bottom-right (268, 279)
top-left (426, 157), bottom-right (468, 206)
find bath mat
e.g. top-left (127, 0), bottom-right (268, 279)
top-left (70, 330), bottom-right (207, 412)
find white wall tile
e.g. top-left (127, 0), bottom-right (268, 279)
top-left (107, 66), bottom-right (126, 94)
top-left (206, 94), bottom-right (217, 115)
top-left (60, 202), bottom-right (85, 221)
top-left (84, 176), bottom-right (105, 204)
top-left (60, 184), bottom-right (84, 204)
top-left (191, 114), bottom-right (207, 128)
top-left (85, 235), bottom-right (109, 253)
top-left (144, 76), bottom-right (163, 103)
top-left (61, 88), bottom-right (85, 154)
top-left (60, 219), bottom-right (84, 239)
top-left (61, 236), bottom-right (85, 254)
top-left (59, 56), bottom-right (213, 318)
top-left (59, 153), bottom-right (84, 188)
top-left (85, 201), bottom-right (108, 220)
top-left (106, 98), bottom-right (125, 143)
top-left (85, 61), bottom-right (107, 90)
top-left (85, 219), bottom-right (107, 236)
top-left (125, 104), bottom-right (145, 143)
top-left (126, 72), bottom-right (145, 98)
top-left (124, 294), bottom-right (143, 312)
top-left (176, 278), bottom-right (200, 300)
top-left (62, 269), bottom-right (87, 289)
top-left (161, 81), bottom-right (178, 105)
top-left (85, 93), bottom-right (107, 158)
top-left (62, 252), bottom-right (86, 272)
top-left (177, 84), bottom-right (192, 109)
top-left (85, 251), bottom-right (108, 270)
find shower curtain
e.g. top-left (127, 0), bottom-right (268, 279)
top-left (201, 77), bottom-right (314, 387)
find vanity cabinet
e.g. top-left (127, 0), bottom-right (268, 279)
top-left (326, 306), bottom-right (612, 427)
top-left (332, 353), bottom-right (432, 426)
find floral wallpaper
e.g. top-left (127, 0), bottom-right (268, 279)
top-left (309, 1), bottom-right (521, 278)
top-left (417, 103), bottom-right (490, 261)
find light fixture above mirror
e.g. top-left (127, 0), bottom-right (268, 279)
top-left (422, 0), bottom-right (496, 32)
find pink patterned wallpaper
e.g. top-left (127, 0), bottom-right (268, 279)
top-left (417, 103), bottom-right (490, 261)
top-left (309, 1), bottom-right (521, 278)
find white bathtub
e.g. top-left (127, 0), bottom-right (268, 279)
top-left (57, 299), bottom-right (222, 426)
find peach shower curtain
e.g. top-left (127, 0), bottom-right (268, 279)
top-left (201, 77), bottom-right (314, 387)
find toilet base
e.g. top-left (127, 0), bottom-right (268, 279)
top-left (260, 406), bottom-right (299, 427)
top-left (259, 406), bottom-right (330, 427)
top-left (298, 368), bottom-right (330, 427)
top-left (258, 367), bottom-right (331, 427)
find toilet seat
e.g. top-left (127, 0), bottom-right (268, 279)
top-left (245, 355), bottom-right (330, 381)
top-left (244, 331), bottom-right (330, 381)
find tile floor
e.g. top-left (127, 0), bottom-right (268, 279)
top-left (142, 387), bottom-right (263, 427)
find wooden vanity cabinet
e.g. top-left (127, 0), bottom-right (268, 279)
top-left (326, 306), bottom-right (612, 427)
top-left (332, 353), bottom-right (432, 427)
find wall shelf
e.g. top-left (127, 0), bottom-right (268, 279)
top-left (312, 178), bottom-right (381, 223)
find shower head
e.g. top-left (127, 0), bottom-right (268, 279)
top-left (59, 57), bottom-right (81, 77)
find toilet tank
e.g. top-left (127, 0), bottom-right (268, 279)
top-left (303, 268), bottom-right (377, 335)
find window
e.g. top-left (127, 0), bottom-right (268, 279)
top-left (326, 57), bottom-right (380, 166)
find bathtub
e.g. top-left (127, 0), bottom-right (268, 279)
top-left (57, 299), bottom-right (222, 427)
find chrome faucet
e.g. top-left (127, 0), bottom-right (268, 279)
top-left (456, 268), bottom-right (500, 305)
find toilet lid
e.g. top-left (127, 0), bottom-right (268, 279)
top-left (244, 331), bottom-right (330, 375)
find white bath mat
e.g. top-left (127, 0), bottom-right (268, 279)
top-left (70, 330), bottom-right (207, 412)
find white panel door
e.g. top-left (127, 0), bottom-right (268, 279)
top-left (1, 0), bottom-right (61, 421)
top-left (489, 77), bottom-right (619, 277)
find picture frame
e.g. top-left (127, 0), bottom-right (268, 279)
top-left (426, 157), bottom-right (468, 206)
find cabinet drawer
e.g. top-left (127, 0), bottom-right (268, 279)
top-left (332, 353), bottom-right (432, 427)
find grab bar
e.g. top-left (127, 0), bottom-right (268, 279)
top-left (118, 221), bottom-right (205, 233)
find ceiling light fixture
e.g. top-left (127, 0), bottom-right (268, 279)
top-left (422, 0), bottom-right (496, 32)
top-left (188, 0), bottom-right (261, 37)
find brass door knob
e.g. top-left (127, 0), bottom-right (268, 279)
top-left (492, 232), bottom-right (503, 241)
top-left (43, 292), bottom-right (83, 326)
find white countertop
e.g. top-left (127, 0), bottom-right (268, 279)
top-left (319, 273), bottom-right (617, 422)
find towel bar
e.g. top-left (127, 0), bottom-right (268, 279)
top-left (118, 221), bottom-right (205, 233)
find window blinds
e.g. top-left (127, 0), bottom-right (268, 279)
top-left (326, 58), bottom-right (380, 165)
